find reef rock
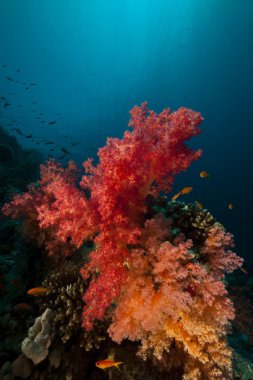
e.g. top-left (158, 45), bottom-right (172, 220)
top-left (11, 354), bottom-right (33, 379)
top-left (21, 308), bottom-right (54, 365)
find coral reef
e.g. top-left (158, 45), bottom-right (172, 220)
top-left (1, 103), bottom-right (249, 379)
top-left (165, 201), bottom-right (217, 245)
top-left (40, 261), bottom-right (106, 349)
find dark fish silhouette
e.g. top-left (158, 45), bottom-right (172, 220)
top-left (14, 128), bottom-right (23, 136)
top-left (6, 76), bottom-right (13, 81)
top-left (16, 69), bottom-right (21, 72)
top-left (61, 148), bottom-right (69, 154)
top-left (4, 101), bottom-right (11, 109)
top-left (2, 64), bottom-right (8, 67)
top-left (45, 141), bottom-right (54, 145)
top-left (25, 87), bottom-right (30, 90)
top-left (30, 83), bottom-right (38, 86)
top-left (48, 121), bottom-right (56, 125)
top-left (58, 155), bottom-right (65, 160)
top-left (32, 101), bottom-right (37, 104)
top-left (25, 134), bottom-right (32, 138)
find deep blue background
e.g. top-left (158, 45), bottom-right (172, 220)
top-left (0, 0), bottom-right (252, 262)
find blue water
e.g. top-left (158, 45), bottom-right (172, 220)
top-left (0, 0), bottom-right (253, 262)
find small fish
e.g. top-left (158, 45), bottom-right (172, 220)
top-left (239, 267), bottom-right (248, 275)
top-left (50, 148), bottom-right (55, 152)
top-left (25, 134), bottom-right (32, 138)
top-left (13, 303), bottom-right (33, 312)
top-left (30, 83), bottom-right (38, 86)
top-left (96, 359), bottom-right (124, 371)
top-left (58, 155), bottom-right (65, 160)
top-left (14, 128), bottom-right (23, 135)
top-left (27, 287), bottom-right (50, 296)
top-left (25, 87), bottom-right (30, 90)
top-left (2, 64), bottom-right (8, 67)
top-left (4, 101), bottom-right (11, 108)
top-left (16, 69), bottom-right (21, 72)
top-left (32, 101), bottom-right (37, 104)
top-left (200, 171), bottom-right (210, 179)
top-left (48, 121), bottom-right (56, 125)
top-left (45, 141), bottom-right (54, 145)
top-left (6, 76), bottom-right (13, 81)
top-left (180, 186), bottom-right (193, 195)
top-left (171, 192), bottom-right (181, 201)
top-left (228, 203), bottom-right (233, 210)
top-left (195, 200), bottom-right (203, 209)
top-left (61, 148), bottom-right (69, 154)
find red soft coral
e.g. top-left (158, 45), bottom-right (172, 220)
top-left (2, 103), bottom-right (203, 328)
top-left (79, 103), bottom-right (203, 328)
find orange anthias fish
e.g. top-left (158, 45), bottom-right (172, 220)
top-left (180, 186), bottom-right (193, 195)
top-left (200, 171), bottom-right (210, 179)
top-left (13, 303), bottom-right (33, 312)
top-left (228, 203), bottom-right (234, 210)
top-left (96, 359), bottom-right (124, 371)
top-left (171, 192), bottom-right (181, 201)
top-left (195, 200), bottom-right (203, 209)
top-left (27, 287), bottom-right (50, 296)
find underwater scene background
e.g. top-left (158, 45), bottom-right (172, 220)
top-left (0, 1), bottom-right (253, 379)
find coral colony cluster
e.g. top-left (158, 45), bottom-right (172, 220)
top-left (2, 103), bottom-right (243, 379)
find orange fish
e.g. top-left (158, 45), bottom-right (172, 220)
top-left (239, 267), bottom-right (248, 275)
top-left (228, 203), bottom-right (233, 210)
top-left (171, 192), bottom-right (181, 201)
top-left (13, 303), bottom-right (33, 312)
top-left (195, 200), bottom-right (203, 209)
top-left (180, 186), bottom-right (193, 195)
top-left (96, 359), bottom-right (124, 371)
top-left (27, 287), bottom-right (50, 296)
top-left (200, 171), bottom-right (210, 179)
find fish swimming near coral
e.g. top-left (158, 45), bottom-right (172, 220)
top-left (61, 147), bottom-right (69, 154)
top-left (200, 171), bottom-right (210, 179)
top-left (171, 192), bottom-right (181, 201)
top-left (27, 287), bottom-right (50, 296)
top-left (13, 303), bottom-right (33, 312)
top-left (195, 200), bottom-right (203, 209)
top-left (96, 359), bottom-right (124, 371)
top-left (180, 186), bottom-right (193, 195)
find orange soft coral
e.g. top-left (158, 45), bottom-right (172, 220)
top-left (108, 216), bottom-right (242, 379)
